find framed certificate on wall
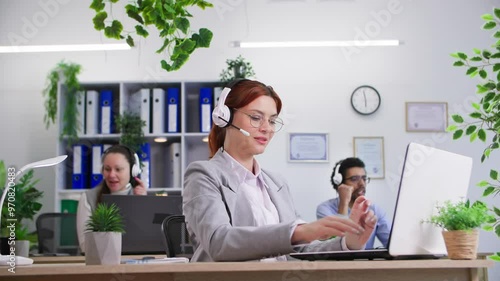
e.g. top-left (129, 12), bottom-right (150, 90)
top-left (353, 136), bottom-right (385, 179)
top-left (288, 133), bottom-right (329, 163)
top-left (406, 102), bottom-right (448, 132)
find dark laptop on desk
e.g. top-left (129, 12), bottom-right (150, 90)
top-left (101, 194), bottom-right (183, 254)
top-left (291, 142), bottom-right (473, 260)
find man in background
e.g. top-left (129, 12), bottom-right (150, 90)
top-left (316, 157), bottom-right (390, 249)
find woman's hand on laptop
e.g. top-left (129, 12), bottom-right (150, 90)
top-left (291, 216), bottom-right (365, 244)
top-left (345, 196), bottom-right (377, 250)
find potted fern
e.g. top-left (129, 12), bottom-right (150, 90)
top-left (426, 200), bottom-right (494, 259)
top-left (85, 203), bottom-right (125, 265)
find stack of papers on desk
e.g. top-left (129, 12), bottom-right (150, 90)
top-left (121, 257), bottom-right (189, 264)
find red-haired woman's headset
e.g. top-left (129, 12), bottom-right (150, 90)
top-left (211, 79), bottom-right (250, 136)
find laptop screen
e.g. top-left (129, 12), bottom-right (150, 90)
top-left (101, 194), bottom-right (183, 254)
top-left (386, 142), bottom-right (472, 257)
top-left (290, 142), bottom-right (472, 260)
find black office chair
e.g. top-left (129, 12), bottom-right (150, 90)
top-left (161, 215), bottom-right (194, 258)
top-left (36, 212), bottom-right (80, 256)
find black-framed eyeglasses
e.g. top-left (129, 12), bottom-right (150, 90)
top-left (345, 175), bottom-right (370, 184)
top-left (234, 109), bottom-right (284, 132)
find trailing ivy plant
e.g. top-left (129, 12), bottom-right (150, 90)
top-left (115, 112), bottom-right (146, 153)
top-left (446, 7), bottom-right (500, 261)
top-left (220, 55), bottom-right (256, 83)
top-left (90, 0), bottom-right (214, 72)
top-left (42, 60), bottom-right (83, 145)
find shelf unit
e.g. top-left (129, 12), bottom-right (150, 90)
top-left (54, 81), bottom-right (220, 212)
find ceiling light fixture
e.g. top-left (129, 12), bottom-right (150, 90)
top-left (0, 43), bottom-right (131, 53)
top-left (231, 40), bottom-right (400, 48)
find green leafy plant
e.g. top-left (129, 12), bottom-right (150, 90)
top-left (115, 112), bottom-right (146, 153)
top-left (85, 203), bottom-right (125, 233)
top-left (42, 60), bottom-right (83, 145)
top-left (426, 200), bottom-right (495, 231)
top-left (446, 7), bottom-right (500, 261)
top-left (90, 0), bottom-right (214, 72)
top-left (220, 55), bottom-right (256, 83)
top-left (0, 170), bottom-right (43, 238)
top-left (0, 160), bottom-right (5, 189)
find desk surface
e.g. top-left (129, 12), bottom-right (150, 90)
top-left (0, 259), bottom-right (494, 281)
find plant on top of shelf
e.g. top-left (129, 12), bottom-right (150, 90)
top-left (220, 55), bottom-right (256, 83)
top-left (90, 0), bottom-right (214, 72)
top-left (115, 112), bottom-right (146, 153)
top-left (42, 60), bottom-right (83, 145)
top-left (446, 7), bottom-right (500, 261)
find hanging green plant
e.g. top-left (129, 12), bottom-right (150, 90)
top-left (42, 60), bottom-right (83, 145)
top-left (115, 112), bottom-right (146, 153)
top-left (220, 55), bottom-right (256, 83)
top-left (90, 0), bottom-right (214, 72)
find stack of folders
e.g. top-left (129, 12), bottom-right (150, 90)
top-left (72, 144), bottom-right (106, 189)
top-left (139, 143), bottom-right (151, 188)
top-left (77, 90), bottom-right (116, 136)
top-left (76, 90), bottom-right (115, 135)
top-left (199, 86), bottom-right (224, 133)
top-left (199, 87), bottom-right (213, 133)
top-left (130, 88), bottom-right (180, 134)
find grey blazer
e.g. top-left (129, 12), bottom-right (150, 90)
top-left (183, 150), bottom-right (345, 262)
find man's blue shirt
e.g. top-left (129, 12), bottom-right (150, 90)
top-left (316, 197), bottom-right (391, 249)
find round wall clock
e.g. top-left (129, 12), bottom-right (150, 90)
top-left (350, 85), bottom-right (381, 115)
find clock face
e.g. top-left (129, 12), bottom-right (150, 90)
top-left (350, 86), bottom-right (381, 115)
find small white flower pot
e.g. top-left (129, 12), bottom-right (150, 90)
top-left (85, 232), bottom-right (122, 265)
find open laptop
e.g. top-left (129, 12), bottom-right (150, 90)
top-left (101, 194), bottom-right (183, 254)
top-left (290, 142), bottom-right (473, 260)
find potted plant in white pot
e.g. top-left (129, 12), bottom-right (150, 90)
top-left (426, 200), bottom-right (494, 259)
top-left (85, 203), bottom-right (125, 265)
top-left (446, 7), bottom-right (500, 261)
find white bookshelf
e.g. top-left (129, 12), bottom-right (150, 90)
top-left (54, 81), bottom-right (220, 212)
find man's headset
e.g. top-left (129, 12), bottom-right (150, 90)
top-left (331, 160), bottom-right (343, 186)
top-left (212, 79), bottom-right (251, 136)
top-left (102, 144), bottom-right (142, 180)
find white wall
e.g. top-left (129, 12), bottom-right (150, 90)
top-left (1, 0), bottom-right (498, 277)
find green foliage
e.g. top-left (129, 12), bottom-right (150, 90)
top-left (115, 112), bottom-right (146, 153)
top-left (42, 60), bottom-right (83, 145)
top-left (0, 160), bottom-right (5, 188)
top-left (446, 7), bottom-right (500, 247)
top-left (90, 0), bottom-right (214, 72)
top-left (427, 200), bottom-right (495, 231)
top-left (0, 169), bottom-right (43, 237)
top-left (85, 203), bottom-right (125, 233)
top-left (220, 55), bottom-right (256, 83)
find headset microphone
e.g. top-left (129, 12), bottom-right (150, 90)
top-left (217, 116), bottom-right (250, 136)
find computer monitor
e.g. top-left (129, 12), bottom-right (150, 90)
top-left (101, 194), bottom-right (183, 254)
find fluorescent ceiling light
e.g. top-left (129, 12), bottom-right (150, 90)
top-left (154, 137), bottom-right (168, 143)
top-left (0, 43), bottom-right (131, 53)
top-left (231, 40), bottom-right (400, 48)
